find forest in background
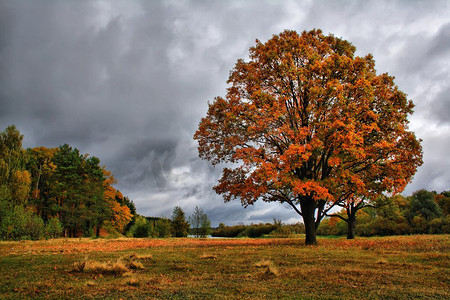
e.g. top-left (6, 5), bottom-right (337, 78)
top-left (0, 125), bottom-right (214, 240)
top-left (317, 189), bottom-right (449, 236)
top-left (211, 188), bottom-right (450, 238)
top-left (0, 125), bottom-right (449, 241)
top-left (0, 125), bottom-right (136, 240)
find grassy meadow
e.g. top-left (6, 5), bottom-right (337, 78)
top-left (0, 235), bottom-right (448, 299)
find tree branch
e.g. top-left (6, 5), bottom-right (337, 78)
top-left (326, 213), bottom-right (349, 223)
top-left (285, 198), bottom-right (303, 216)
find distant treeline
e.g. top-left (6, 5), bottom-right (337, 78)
top-left (212, 222), bottom-right (305, 238)
top-left (318, 190), bottom-right (450, 236)
top-left (213, 189), bottom-right (450, 239)
top-left (0, 125), bottom-right (136, 240)
top-left (126, 206), bottom-right (211, 238)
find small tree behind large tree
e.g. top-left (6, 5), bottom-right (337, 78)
top-left (171, 206), bottom-right (190, 237)
top-left (328, 195), bottom-right (388, 239)
top-left (189, 206), bottom-right (211, 238)
top-left (195, 29), bottom-right (422, 245)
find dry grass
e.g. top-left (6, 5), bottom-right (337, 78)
top-left (72, 254), bottom-right (145, 275)
top-left (127, 260), bottom-right (144, 270)
top-left (119, 254), bottom-right (145, 270)
top-left (122, 271), bottom-right (133, 277)
top-left (199, 253), bottom-right (218, 260)
top-left (124, 276), bottom-right (140, 287)
top-left (0, 235), bottom-right (448, 299)
top-left (255, 259), bottom-right (279, 276)
top-left (72, 258), bottom-right (129, 275)
top-left (85, 280), bottom-right (96, 287)
top-left (135, 254), bottom-right (153, 261)
top-left (376, 258), bottom-right (388, 264)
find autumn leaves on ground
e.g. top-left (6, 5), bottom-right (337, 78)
top-left (0, 235), bottom-right (448, 299)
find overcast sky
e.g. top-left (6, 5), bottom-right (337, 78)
top-left (1, 0), bottom-right (449, 226)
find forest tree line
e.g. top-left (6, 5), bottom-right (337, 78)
top-left (212, 189), bottom-right (450, 239)
top-left (317, 189), bottom-right (450, 237)
top-left (127, 206), bottom-right (211, 238)
top-left (0, 125), bottom-right (212, 241)
top-left (0, 125), bottom-right (136, 240)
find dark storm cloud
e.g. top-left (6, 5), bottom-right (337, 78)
top-left (112, 138), bottom-right (176, 188)
top-left (431, 86), bottom-right (450, 125)
top-left (1, 0), bottom-right (449, 225)
top-left (427, 23), bottom-right (450, 58)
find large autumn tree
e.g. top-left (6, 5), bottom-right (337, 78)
top-left (195, 29), bottom-right (422, 245)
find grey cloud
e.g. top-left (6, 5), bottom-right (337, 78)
top-left (430, 85), bottom-right (450, 125)
top-left (113, 141), bottom-right (177, 188)
top-left (427, 23), bottom-right (450, 58)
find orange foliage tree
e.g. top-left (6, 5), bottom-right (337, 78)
top-left (195, 29), bottom-right (423, 245)
top-left (102, 169), bottom-right (132, 234)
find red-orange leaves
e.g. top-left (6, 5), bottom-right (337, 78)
top-left (292, 180), bottom-right (333, 201)
top-left (280, 144), bottom-right (309, 169)
top-left (195, 29), bottom-right (422, 245)
top-left (103, 169), bottom-right (132, 232)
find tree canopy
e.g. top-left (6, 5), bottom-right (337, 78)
top-left (195, 29), bottom-right (423, 244)
top-left (408, 189), bottom-right (442, 222)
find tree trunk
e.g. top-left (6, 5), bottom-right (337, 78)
top-left (300, 197), bottom-right (317, 245)
top-left (96, 226), bottom-right (100, 238)
top-left (347, 216), bottom-right (356, 239)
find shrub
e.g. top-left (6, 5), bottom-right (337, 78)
top-left (244, 224), bottom-right (278, 238)
top-left (270, 225), bottom-right (294, 238)
top-left (0, 205), bottom-right (45, 240)
top-left (317, 218), bottom-right (347, 236)
top-left (4, 205), bottom-right (28, 240)
top-left (153, 219), bottom-right (172, 238)
top-left (129, 216), bottom-right (150, 238)
top-left (429, 217), bottom-right (450, 234)
top-left (443, 216), bottom-right (450, 233)
top-left (429, 218), bottom-right (443, 234)
top-left (411, 215), bottom-right (428, 234)
top-left (288, 223), bottom-right (305, 234)
top-left (45, 217), bottom-right (63, 239)
top-left (24, 212), bottom-right (45, 240)
top-left (357, 216), bottom-right (411, 237)
top-left (83, 227), bottom-right (95, 238)
top-left (211, 225), bottom-right (246, 237)
top-left (212, 223), bottom-right (280, 238)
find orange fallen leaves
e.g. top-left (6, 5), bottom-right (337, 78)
top-left (0, 238), bottom-right (305, 256)
top-left (1, 235), bottom-right (447, 256)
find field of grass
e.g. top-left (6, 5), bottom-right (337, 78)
top-left (0, 235), bottom-right (448, 299)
